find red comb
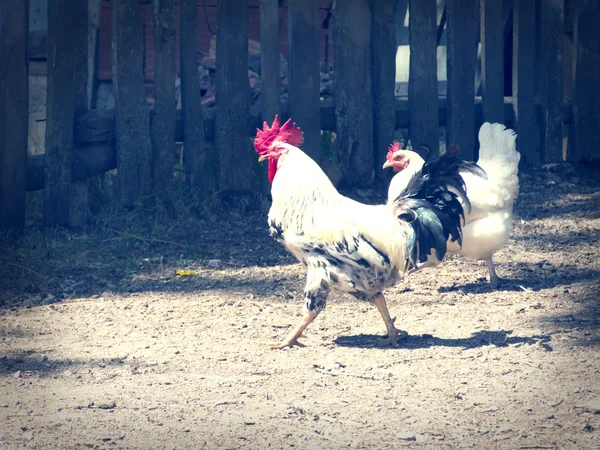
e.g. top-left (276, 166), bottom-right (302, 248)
top-left (386, 141), bottom-right (402, 160)
top-left (254, 115), bottom-right (304, 155)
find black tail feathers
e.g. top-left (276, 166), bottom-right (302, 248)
top-left (392, 146), bottom-right (486, 268)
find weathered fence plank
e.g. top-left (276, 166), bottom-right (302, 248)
top-left (151, 0), bottom-right (177, 202)
top-left (0, 0), bottom-right (28, 229)
top-left (71, 0), bottom-right (91, 226)
top-left (259, 0), bottom-right (280, 193)
top-left (112, 0), bottom-right (153, 207)
top-left (180, 0), bottom-right (209, 196)
top-left (74, 2), bottom-right (89, 120)
top-left (89, 0), bottom-right (102, 109)
top-left (372, 0), bottom-right (397, 182)
top-left (44, 0), bottom-right (76, 225)
top-left (480, 0), bottom-right (504, 124)
top-left (260, 0), bottom-right (281, 124)
top-left (408, 0), bottom-right (439, 157)
top-left (334, 0), bottom-right (374, 186)
top-left (512, 0), bottom-right (539, 166)
top-left (446, 0), bottom-right (479, 161)
top-left (216, 0), bottom-right (253, 193)
top-left (539, 0), bottom-right (564, 163)
top-left (288, 0), bottom-right (321, 161)
top-left (570, 0), bottom-right (600, 162)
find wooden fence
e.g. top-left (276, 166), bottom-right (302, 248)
top-left (1, 0), bottom-right (599, 229)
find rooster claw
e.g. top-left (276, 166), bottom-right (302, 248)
top-left (269, 339), bottom-right (306, 350)
top-left (377, 329), bottom-right (408, 347)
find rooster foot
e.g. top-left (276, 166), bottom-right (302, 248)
top-left (269, 338), bottom-right (306, 350)
top-left (377, 328), bottom-right (408, 347)
top-left (489, 276), bottom-right (505, 289)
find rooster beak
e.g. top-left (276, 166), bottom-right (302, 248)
top-left (258, 154), bottom-right (267, 162)
top-left (382, 160), bottom-right (393, 169)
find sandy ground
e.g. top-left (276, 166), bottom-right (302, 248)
top-left (1, 164), bottom-right (600, 449)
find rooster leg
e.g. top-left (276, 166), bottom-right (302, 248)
top-left (407, 260), bottom-right (437, 276)
top-left (486, 257), bottom-right (500, 287)
top-left (407, 255), bottom-right (441, 277)
top-left (270, 270), bottom-right (329, 349)
top-left (373, 294), bottom-right (407, 346)
top-left (269, 311), bottom-right (319, 349)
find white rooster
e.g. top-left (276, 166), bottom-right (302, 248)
top-left (256, 116), bottom-right (475, 349)
top-left (383, 123), bottom-right (520, 286)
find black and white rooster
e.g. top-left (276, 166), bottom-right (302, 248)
top-left (255, 116), bottom-right (481, 348)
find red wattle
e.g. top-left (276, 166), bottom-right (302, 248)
top-left (268, 159), bottom-right (278, 183)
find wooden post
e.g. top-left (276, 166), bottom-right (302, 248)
top-left (334, 0), bottom-right (374, 186)
top-left (513, 0), bottom-right (539, 166)
top-left (446, 0), bottom-right (479, 162)
top-left (74, 2), bottom-right (89, 120)
top-left (89, 0), bottom-right (102, 110)
top-left (44, 0), bottom-right (76, 225)
top-left (0, 0), bottom-right (28, 229)
top-left (539, 0), bottom-right (563, 163)
top-left (151, 0), bottom-right (177, 203)
top-left (112, 0), bottom-right (153, 207)
top-left (480, 0), bottom-right (504, 124)
top-left (288, 0), bottom-right (321, 161)
top-left (260, 0), bottom-right (281, 124)
top-left (570, 0), bottom-right (600, 162)
top-left (408, 0), bottom-right (439, 158)
top-left (372, 0), bottom-right (397, 182)
top-left (259, 0), bottom-right (280, 193)
top-left (215, 0), bottom-right (253, 193)
top-left (70, 0), bottom-right (90, 227)
top-left (180, 0), bottom-right (209, 196)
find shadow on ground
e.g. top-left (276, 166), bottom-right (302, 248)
top-left (335, 329), bottom-right (553, 351)
top-left (0, 353), bottom-right (130, 378)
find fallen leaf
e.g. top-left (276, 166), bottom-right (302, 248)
top-left (175, 270), bottom-right (197, 277)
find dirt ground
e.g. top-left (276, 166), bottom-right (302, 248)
top-left (1, 164), bottom-right (600, 449)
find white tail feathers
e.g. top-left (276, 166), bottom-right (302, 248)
top-left (476, 123), bottom-right (520, 206)
top-left (477, 123), bottom-right (519, 172)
